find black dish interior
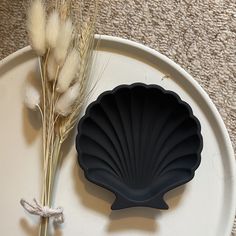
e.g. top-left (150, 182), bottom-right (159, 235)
top-left (76, 83), bottom-right (203, 210)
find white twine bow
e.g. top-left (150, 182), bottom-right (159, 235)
top-left (20, 199), bottom-right (64, 224)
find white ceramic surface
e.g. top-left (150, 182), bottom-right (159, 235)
top-left (0, 35), bottom-right (235, 236)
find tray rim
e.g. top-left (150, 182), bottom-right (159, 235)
top-left (0, 34), bottom-right (235, 235)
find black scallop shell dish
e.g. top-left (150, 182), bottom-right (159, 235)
top-left (76, 83), bottom-right (203, 210)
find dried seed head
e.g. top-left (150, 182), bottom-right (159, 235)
top-left (54, 19), bottom-right (73, 65)
top-left (46, 10), bottom-right (60, 48)
top-left (55, 83), bottom-right (80, 116)
top-left (24, 84), bottom-right (41, 110)
top-left (27, 0), bottom-right (46, 56)
top-left (56, 49), bottom-right (79, 93)
top-left (47, 53), bottom-right (58, 81)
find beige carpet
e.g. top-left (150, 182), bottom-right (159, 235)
top-left (0, 0), bottom-right (235, 233)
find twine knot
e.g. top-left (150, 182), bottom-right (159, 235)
top-left (20, 198), bottom-right (64, 224)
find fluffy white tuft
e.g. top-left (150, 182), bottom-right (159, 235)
top-left (55, 83), bottom-right (80, 116)
top-left (24, 84), bottom-right (41, 110)
top-left (27, 0), bottom-right (46, 56)
top-left (47, 53), bottom-right (58, 80)
top-left (56, 49), bottom-right (80, 93)
top-left (54, 19), bottom-right (73, 65)
top-left (46, 10), bottom-right (60, 48)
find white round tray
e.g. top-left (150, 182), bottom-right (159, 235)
top-left (0, 35), bottom-right (235, 236)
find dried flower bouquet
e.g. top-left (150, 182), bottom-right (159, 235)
top-left (20, 0), bottom-right (98, 235)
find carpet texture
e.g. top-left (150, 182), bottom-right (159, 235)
top-left (0, 0), bottom-right (235, 233)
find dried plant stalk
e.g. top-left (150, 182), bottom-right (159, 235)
top-left (24, 1), bottom-right (99, 236)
